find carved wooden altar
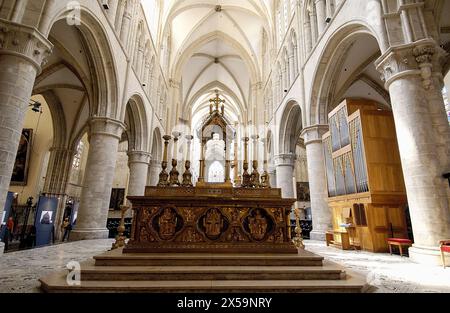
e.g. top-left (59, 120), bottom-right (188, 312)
top-left (125, 186), bottom-right (297, 254)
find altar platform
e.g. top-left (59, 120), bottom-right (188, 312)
top-left (40, 247), bottom-right (367, 293)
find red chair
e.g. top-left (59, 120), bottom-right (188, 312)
top-left (387, 238), bottom-right (413, 257)
top-left (440, 240), bottom-right (450, 268)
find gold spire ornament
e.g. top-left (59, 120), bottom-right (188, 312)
top-left (209, 90), bottom-right (225, 113)
top-left (292, 207), bottom-right (305, 250)
top-left (111, 205), bottom-right (131, 250)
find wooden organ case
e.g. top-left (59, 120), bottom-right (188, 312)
top-left (322, 99), bottom-right (408, 252)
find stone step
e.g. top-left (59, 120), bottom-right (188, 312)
top-left (80, 263), bottom-right (345, 281)
top-left (94, 249), bottom-right (324, 267)
top-left (40, 271), bottom-right (366, 293)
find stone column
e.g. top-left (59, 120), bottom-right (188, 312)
top-left (43, 147), bottom-right (74, 240)
top-left (43, 147), bottom-right (74, 195)
top-left (127, 151), bottom-right (151, 196)
top-left (147, 159), bottom-right (161, 186)
top-left (274, 154), bottom-right (295, 199)
top-left (315, 0), bottom-right (327, 34)
top-left (302, 125), bottom-right (331, 241)
top-left (120, 12), bottom-right (131, 45)
top-left (70, 118), bottom-right (125, 240)
top-left (376, 40), bottom-right (450, 264)
top-left (0, 21), bottom-right (52, 219)
top-left (269, 165), bottom-right (277, 188)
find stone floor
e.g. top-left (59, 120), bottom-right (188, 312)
top-left (305, 241), bottom-right (450, 293)
top-left (0, 239), bottom-right (449, 293)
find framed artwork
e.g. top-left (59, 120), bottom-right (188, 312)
top-left (296, 182), bottom-right (310, 202)
top-left (11, 129), bottom-right (33, 186)
top-left (109, 188), bottom-right (125, 211)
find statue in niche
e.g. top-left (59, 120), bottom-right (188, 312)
top-left (204, 208), bottom-right (223, 238)
top-left (248, 209), bottom-right (268, 241)
top-left (158, 208), bottom-right (177, 239)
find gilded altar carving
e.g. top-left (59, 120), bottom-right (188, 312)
top-left (270, 208), bottom-right (285, 223)
top-left (201, 208), bottom-right (226, 240)
top-left (177, 227), bottom-right (204, 243)
top-left (246, 209), bottom-right (270, 241)
top-left (268, 228), bottom-right (284, 243)
top-left (157, 208), bottom-right (179, 240)
top-left (226, 227), bottom-right (248, 242)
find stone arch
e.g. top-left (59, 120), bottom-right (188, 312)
top-left (279, 100), bottom-right (303, 155)
top-left (308, 22), bottom-right (383, 125)
top-left (123, 95), bottom-right (150, 152)
top-left (151, 127), bottom-right (163, 163)
top-left (42, 8), bottom-right (120, 120)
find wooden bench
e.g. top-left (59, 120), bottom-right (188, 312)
top-left (387, 238), bottom-right (412, 257)
top-left (326, 230), bottom-right (352, 250)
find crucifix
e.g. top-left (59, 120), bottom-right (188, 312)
top-left (209, 90), bottom-right (225, 115)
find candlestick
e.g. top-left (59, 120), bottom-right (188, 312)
top-left (157, 135), bottom-right (171, 187)
top-left (169, 132), bottom-right (181, 186)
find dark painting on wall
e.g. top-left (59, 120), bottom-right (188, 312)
top-left (109, 188), bottom-right (125, 211)
top-left (11, 129), bottom-right (33, 186)
top-left (296, 182), bottom-right (310, 202)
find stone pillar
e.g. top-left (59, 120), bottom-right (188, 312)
top-left (274, 154), bottom-right (295, 199)
top-left (43, 147), bottom-right (74, 240)
top-left (127, 151), bottom-right (151, 196)
top-left (0, 21), bottom-right (52, 219)
top-left (315, 0), bottom-right (327, 34)
top-left (302, 125), bottom-right (331, 241)
top-left (43, 147), bottom-right (74, 195)
top-left (120, 12), bottom-right (131, 45)
top-left (269, 167), bottom-right (277, 189)
top-left (376, 40), bottom-right (450, 264)
top-left (147, 160), bottom-right (161, 186)
top-left (70, 118), bottom-right (125, 240)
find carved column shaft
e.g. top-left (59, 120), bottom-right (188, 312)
top-left (127, 151), bottom-right (151, 196)
top-left (71, 118), bottom-right (126, 240)
top-left (376, 40), bottom-right (450, 264)
top-left (0, 21), bottom-right (52, 218)
top-left (274, 154), bottom-right (296, 199)
top-left (302, 125), bottom-right (331, 241)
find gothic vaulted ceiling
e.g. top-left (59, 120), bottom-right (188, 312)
top-left (144, 0), bottom-right (273, 122)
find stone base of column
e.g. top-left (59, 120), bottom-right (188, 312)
top-left (309, 230), bottom-right (327, 241)
top-left (409, 245), bottom-right (444, 266)
top-left (70, 228), bottom-right (110, 241)
top-left (0, 242), bottom-right (4, 254)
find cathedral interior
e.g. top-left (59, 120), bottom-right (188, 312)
top-left (0, 0), bottom-right (450, 295)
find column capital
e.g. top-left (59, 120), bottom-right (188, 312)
top-left (0, 20), bottom-right (53, 73)
top-left (274, 153), bottom-right (295, 167)
top-left (128, 151), bottom-right (151, 165)
top-left (89, 117), bottom-right (126, 140)
top-left (301, 124), bottom-right (329, 145)
top-left (375, 39), bottom-right (445, 90)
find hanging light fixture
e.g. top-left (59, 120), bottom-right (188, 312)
top-left (29, 99), bottom-right (42, 113)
